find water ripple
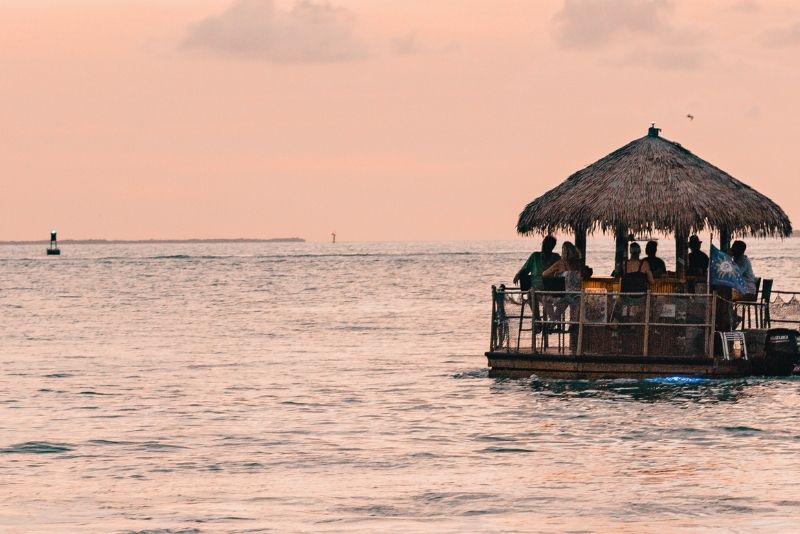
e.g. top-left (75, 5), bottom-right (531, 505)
top-left (1, 441), bottom-right (74, 454)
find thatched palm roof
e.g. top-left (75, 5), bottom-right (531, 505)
top-left (517, 127), bottom-right (792, 238)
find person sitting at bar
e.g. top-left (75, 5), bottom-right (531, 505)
top-left (620, 242), bottom-right (654, 292)
top-left (643, 240), bottom-right (667, 278)
top-left (542, 241), bottom-right (583, 291)
top-left (730, 240), bottom-right (757, 300)
top-left (687, 235), bottom-right (709, 277)
top-left (542, 241), bottom-right (583, 348)
top-left (513, 235), bottom-right (560, 291)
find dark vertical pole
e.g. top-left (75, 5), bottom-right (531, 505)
top-left (614, 224), bottom-right (628, 276)
top-left (576, 288), bottom-right (585, 355)
top-left (717, 226), bottom-right (733, 337)
top-left (490, 286), bottom-right (497, 351)
top-left (532, 290), bottom-right (539, 352)
top-left (719, 227), bottom-right (731, 253)
top-left (708, 291), bottom-right (717, 358)
top-left (574, 225), bottom-right (587, 264)
top-left (675, 231), bottom-right (687, 279)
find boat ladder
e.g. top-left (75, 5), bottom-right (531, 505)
top-left (717, 331), bottom-right (748, 361)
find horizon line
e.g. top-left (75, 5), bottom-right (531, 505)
top-left (0, 237), bottom-right (305, 245)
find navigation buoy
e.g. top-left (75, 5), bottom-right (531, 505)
top-left (47, 230), bottom-right (60, 255)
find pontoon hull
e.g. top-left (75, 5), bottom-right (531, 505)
top-left (486, 352), bottom-right (764, 379)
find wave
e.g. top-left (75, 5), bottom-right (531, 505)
top-left (0, 441), bottom-right (74, 454)
top-left (452, 369), bottom-right (490, 379)
top-left (480, 446), bottom-right (535, 453)
top-left (270, 251), bottom-right (484, 259)
top-left (150, 255), bottom-right (226, 260)
top-left (87, 439), bottom-right (135, 446)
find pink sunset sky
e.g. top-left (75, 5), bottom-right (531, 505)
top-left (2, 0), bottom-right (799, 242)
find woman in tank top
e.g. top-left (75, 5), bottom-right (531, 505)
top-left (621, 242), bottom-right (654, 291)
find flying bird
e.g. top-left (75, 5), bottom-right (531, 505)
top-left (686, 114), bottom-right (694, 121)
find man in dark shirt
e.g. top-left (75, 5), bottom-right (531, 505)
top-left (644, 240), bottom-right (667, 278)
top-left (687, 235), bottom-right (709, 277)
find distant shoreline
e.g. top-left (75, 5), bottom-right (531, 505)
top-left (0, 238), bottom-right (305, 245)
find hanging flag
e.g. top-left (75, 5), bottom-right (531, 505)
top-left (710, 245), bottom-right (750, 295)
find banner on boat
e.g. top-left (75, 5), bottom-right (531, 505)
top-left (710, 245), bottom-right (750, 295)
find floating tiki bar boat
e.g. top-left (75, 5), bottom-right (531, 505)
top-left (487, 125), bottom-right (800, 379)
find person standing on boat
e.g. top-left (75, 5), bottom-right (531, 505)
top-left (687, 235), bottom-right (709, 277)
top-left (513, 235), bottom-right (560, 291)
top-left (730, 240), bottom-right (757, 300)
top-left (643, 240), bottom-right (667, 278)
top-left (541, 242), bottom-right (584, 352)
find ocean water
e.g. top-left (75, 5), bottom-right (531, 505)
top-left (2, 238), bottom-right (800, 533)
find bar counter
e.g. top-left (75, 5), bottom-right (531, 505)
top-left (582, 276), bottom-right (706, 294)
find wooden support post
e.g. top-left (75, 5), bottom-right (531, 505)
top-left (643, 291), bottom-right (651, 356)
top-left (614, 225), bottom-right (628, 276)
top-left (490, 286), bottom-right (497, 351)
top-left (577, 288), bottom-right (585, 356)
top-left (708, 291), bottom-right (717, 359)
top-left (532, 290), bottom-right (539, 352)
top-left (720, 227), bottom-right (731, 253)
top-left (574, 225), bottom-right (587, 263)
top-left (516, 289), bottom-right (527, 352)
top-left (675, 231), bottom-right (688, 279)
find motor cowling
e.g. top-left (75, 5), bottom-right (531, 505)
top-left (758, 328), bottom-right (800, 376)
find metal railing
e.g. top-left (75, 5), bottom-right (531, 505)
top-left (491, 285), bottom-right (715, 358)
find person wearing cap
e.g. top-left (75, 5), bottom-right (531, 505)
top-left (687, 235), bottom-right (709, 277)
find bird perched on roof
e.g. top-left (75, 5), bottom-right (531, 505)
top-left (686, 114), bottom-right (694, 121)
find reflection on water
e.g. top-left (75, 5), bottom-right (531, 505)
top-left (527, 376), bottom-right (754, 403)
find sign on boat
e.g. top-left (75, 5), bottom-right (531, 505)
top-left (487, 125), bottom-right (799, 379)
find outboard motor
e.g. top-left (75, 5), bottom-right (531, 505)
top-left (756, 328), bottom-right (800, 376)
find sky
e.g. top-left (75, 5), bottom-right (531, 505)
top-left (2, 0), bottom-right (800, 242)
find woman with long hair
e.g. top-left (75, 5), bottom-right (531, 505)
top-left (541, 242), bottom-right (584, 350)
top-left (542, 241), bottom-right (583, 291)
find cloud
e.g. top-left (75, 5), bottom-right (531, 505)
top-left (761, 21), bottom-right (800, 47)
top-left (182, 0), bottom-right (364, 63)
top-left (617, 49), bottom-right (706, 70)
top-left (552, 0), bottom-right (709, 69)
top-left (390, 33), bottom-right (425, 56)
top-left (727, 1), bottom-right (761, 14)
top-left (554, 0), bottom-right (673, 49)
top-left (387, 33), bottom-right (458, 56)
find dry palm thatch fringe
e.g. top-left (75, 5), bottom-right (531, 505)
top-left (517, 130), bottom-right (792, 238)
